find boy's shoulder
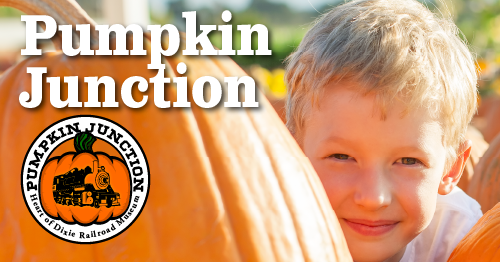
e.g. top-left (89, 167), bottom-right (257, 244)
top-left (435, 186), bottom-right (483, 219)
top-left (400, 187), bottom-right (482, 262)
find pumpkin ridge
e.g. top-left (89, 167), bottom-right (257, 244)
top-left (185, 114), bottom-right (248, 262)
top-left (182, 113), bottom-right (244, 261)
top-left (177, 117), bottom-right (242, 260)
top-left (187, 96), bottom-right (281, 260)
top-left (0, 58), bottom-right (35, 138)
top-left (181, 115), bottom-right (242, 261)
top-left (301, 160), bottom-right (348, 261)
top-left (244, 109), bottom-right (309, 261)
top-left (0, 63), bottom-right (30, 219)
top-left (264, 99), bottom-right (351, 260)
top-left (119, 98), bottom-right (242, 260)
top-left (165, 43), bottom-right (247, 261)
top-left (245, 102), bottom-right (350, 261)
top-left (241, 115), bottom-right (303, 262)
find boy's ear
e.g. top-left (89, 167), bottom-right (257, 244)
top-left (438, 139), bottom-right (472, 195)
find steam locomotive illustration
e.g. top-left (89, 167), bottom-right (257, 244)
top-left (52, 160), bottom-right (121, 208)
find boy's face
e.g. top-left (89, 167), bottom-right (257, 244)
top-left (300, 81), bottom-right (466, 262)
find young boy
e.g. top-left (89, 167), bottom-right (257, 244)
top-left (284, 0), bottom-right (483, 261)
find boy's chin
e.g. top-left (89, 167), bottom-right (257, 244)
top-left (347, 240), bottom-right (407, 262)
top-left (341, 225), bottom-right (409, 262)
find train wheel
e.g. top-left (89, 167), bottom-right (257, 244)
top-left (106, 199), bottom-right (112, 208)
top-left (94, 200), bottom-right (100, 208)
top-left (65, 199), bottom-right (70, 206)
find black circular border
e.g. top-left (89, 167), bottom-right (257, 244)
top-left (20, 114), bottom-right (151, 244)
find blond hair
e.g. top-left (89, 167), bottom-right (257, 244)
top-left (285, 0), bottom-right (478, 166)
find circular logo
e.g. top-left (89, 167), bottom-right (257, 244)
top-left (21, 115), bottom-right (150, 244)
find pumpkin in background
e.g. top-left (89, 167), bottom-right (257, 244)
top-left (0, 0), bottom-right (352, 261)
top-left (473, 95), bottom-right (500, 143)
top-left (457, 126), bottom-right (489, 192)
top-left (447, 202), bottom-right (500, 261)
top-left (269, 98), bottom-right (286, 123)
top-left (467, 133), bottom-right (500, 213)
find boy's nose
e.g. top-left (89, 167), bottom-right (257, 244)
top-left (353, 168), bottom-right (392, 211)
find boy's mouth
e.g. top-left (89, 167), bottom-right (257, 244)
top-left (343, 219), bottom-right (399, 237)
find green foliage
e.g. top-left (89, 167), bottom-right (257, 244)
top-left (439, 0), bottom-right (500, 59)
top-left (441, 0), bottom-right (500, 95)
top-left (156, 0), bottom-right (317, 70)
top-left (0, 7), bottom-right (24, 17)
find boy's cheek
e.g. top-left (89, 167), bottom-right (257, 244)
top-left (312, 163), bottom-right (353, 209)
top-left (310, 160), bottom-right (442, 261)
top-left (313, 160), bottom-right (439, 225)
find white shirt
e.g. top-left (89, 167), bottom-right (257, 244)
top-left (400, 187), bottom-right (482, 262)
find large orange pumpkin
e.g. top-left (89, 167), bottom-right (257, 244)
top-left (0, 0), bottom-right (352, 261)
top-left (467, 133), bottom-right (500, 213)
top-left (447, 202), bottom-right (500, 261)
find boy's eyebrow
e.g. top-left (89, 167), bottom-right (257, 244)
top-left (391, 145), bottom-right (434, 160)
top-left (320, 135), bottom-right (435, 157)
top-left (318, 135), bottom-right (360, 150)
top-left (319, 135), bottom-right (353, 145)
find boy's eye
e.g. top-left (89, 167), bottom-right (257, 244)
top-left (330, 154), bottom-right (352, 160)
top-left (398, 157), bottom-right (421, 165)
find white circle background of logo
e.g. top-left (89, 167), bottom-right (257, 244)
top-left (21, 115), bottom-right (150, 244)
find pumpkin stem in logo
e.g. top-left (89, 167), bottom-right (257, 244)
top-left (74, 132), bottom-right (96, 153)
